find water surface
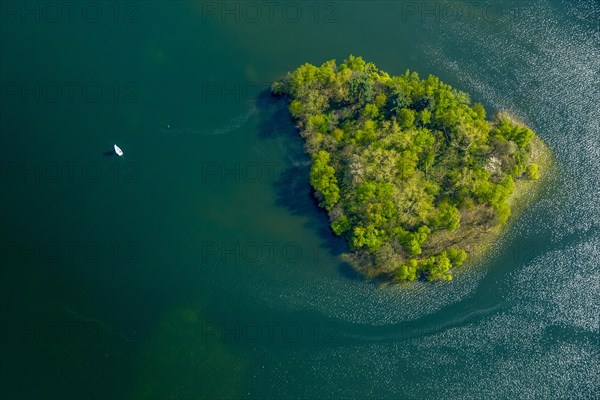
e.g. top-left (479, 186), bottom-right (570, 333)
top-left (1, 1), bottom-right (598, 398)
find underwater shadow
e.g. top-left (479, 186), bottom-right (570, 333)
top-left (255, 90), bottom-right (363, 281)
top-left (102, 150), bottom-right (116, 157)
top-left (338, 261), bottom-right (364, 281)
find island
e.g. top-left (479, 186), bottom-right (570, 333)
top-left (272, 56), bottom-right (549, 282)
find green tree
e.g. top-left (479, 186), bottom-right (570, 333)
top-left (331, 215), bottom-right (351, 235)
top-left (397, 260), bottom-right (419, 281)
top-left (397, 108), bottom-right (416, 129)
top-left (310, 150), bottom-right (340, 210)
top-left (447, 248), bottom-right (467, 266)
top-left (526, 163), bottom-right (539, 180)
top-left (349, 75), bottom-right (374, 105)
top-left (363, 103), bottom-right (379, 119)
top-left (436, 201), bottom-right (461, 231)
top-left (352, 225), bottom-right (383, 251)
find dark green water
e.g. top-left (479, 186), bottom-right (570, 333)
top-left (1, 1), bottom-right (598, 398)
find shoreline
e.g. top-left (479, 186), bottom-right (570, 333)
top-left (456, 119), bottom-right (557, 271)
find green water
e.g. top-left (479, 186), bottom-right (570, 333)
top-left (1, 1), bottom-right (598, 398)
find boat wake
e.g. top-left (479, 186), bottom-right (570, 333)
top-left (159, 106), bottom-right (258, 137)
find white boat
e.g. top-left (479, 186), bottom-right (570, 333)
top-left (114, 144), bottom-right (123, 157)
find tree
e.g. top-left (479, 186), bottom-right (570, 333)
top-left (332, 128), bottom-right (344, 142)
top-left (526, 163), bottom-right (539, 180)
top-left (397, 108), bottom-right (416, 129)
top-left (447, 248), bottom-right (467, 266)
top-left (363, 103), bottom-right (379, 119)
top-left (428, 253), bottom-right (453, 281)
top-left (472, 103), bottom-right (486, 119)
top-left (310, 150), bottom-right (340, 210)
top-left (494, 118), bottom-right (534, 148)
top-left (289, 100), bottom-right (303, 119)
top-left (397, 260), bottom-right (418, 281)
top-left (351, 225), bottom-right (383, 252)
top-left (436, 201), bottom-right (461, 231)
top-left (349, 74), bottom-right (374, 105)
top-left (331, 215), bottom-right (351, 235)
top-left (344, 55), bottom-right (367, 72)
top-left (419, 109), bottom-right (432, 125)
top-left (375, 94), bottom-right (387, 108)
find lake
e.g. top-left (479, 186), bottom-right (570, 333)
top-left (1, 1), bottom-right (598, 398)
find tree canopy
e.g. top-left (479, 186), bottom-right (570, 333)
top-left (272, 56), bottom-right (540, 282)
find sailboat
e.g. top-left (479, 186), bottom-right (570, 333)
top-left (114, 144), bottom-right (123, 157)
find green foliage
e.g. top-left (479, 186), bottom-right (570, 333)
top-left (447, 248), bottom-right (467, 267)
top-left (351, 225), bottom-right (383, 252)
top-left (274, 56), bottom-right (540, 282)
top-left (363, 103), bottom-right (379, 119)
top-left (331, 215), bottom-right (351, 235)
top-left (332, 128), bottom-right (344, 141)
top-left (436, 201), bottom-right (461, 231)
top-left (349, 74), bottom-right (374, 105)
top-left (397, 150), bottom-right (419, 180)
top-left (472, 103), bottom-right (486, 119)
top-left (375, 93), bottom-right (387, 108)
top-left (428, 252), bottom-right (453, 281)
top-left (397, 108), bottom-right (416, 129)
top-left (309, 150), bottom-right (340, 211)
top-left (271, 80), bottom-right (288, 95)
top-left (289, 100), bottom-right (303, 119)
top-left (494, 117), bottom-right (534, 148)
top-left (418, 109), bottom-right (432, 125)
top-left (396, 225), bottom-right (430, 256)
top-left (526, 163), bottom-right (540, 180)
top-left (345, 55), bottom-right (367, 71)
top-left (396, 259), bottom-right (419, 281)
top-left (307, 114), bottom-right (328, 134)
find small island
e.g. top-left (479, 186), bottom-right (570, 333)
top-left (272, 56), bottom-right (548, 282)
